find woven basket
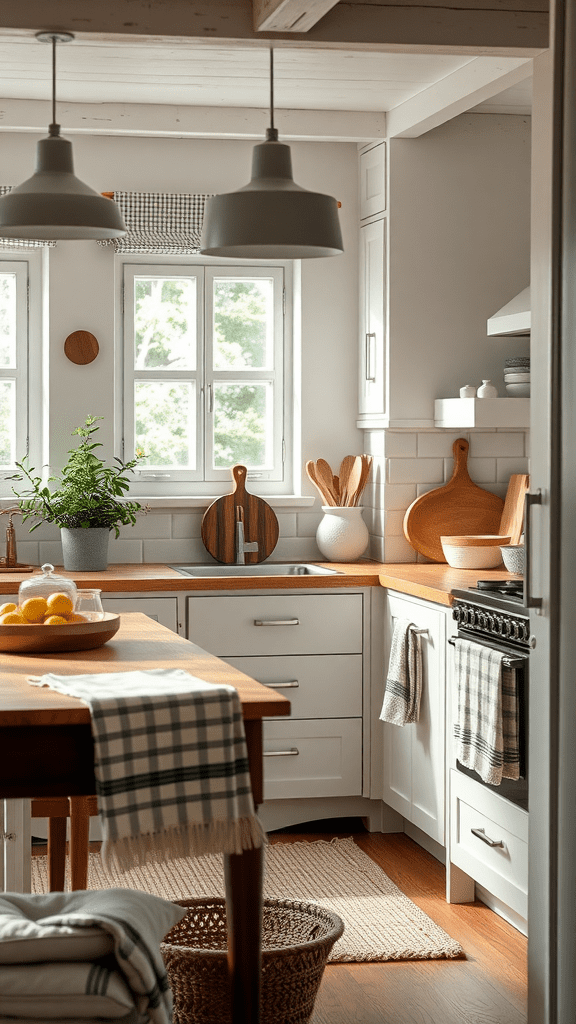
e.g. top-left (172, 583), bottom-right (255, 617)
top-left (161, 896), bottom-right (344, 1024)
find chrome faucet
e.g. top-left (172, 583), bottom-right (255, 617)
top-left (235, 506), bottom-right (259, 564)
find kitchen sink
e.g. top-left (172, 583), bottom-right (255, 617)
top-left (170, 563), bottom-right (341, 577)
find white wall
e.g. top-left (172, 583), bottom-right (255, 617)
top-left (1, 130), bottom-right (361, 563)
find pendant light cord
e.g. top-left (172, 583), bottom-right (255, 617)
top-left (267, 48), bottom-right (278, 142)
top-left (49, 34), bottom-right (60, 136)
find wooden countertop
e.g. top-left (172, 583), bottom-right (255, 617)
top-left (0, 612), bottom-right (290, 726)
top-left (0, 561), bottom-right (517, 605)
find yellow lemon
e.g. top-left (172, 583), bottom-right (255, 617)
top-left (66, 613), bottom-right (87, 623)
top-left (46, 592), bottom-right (74, 616)
top-left (0, 611), bottom-right (26, 624)
top-left (44, 615), bottom-right (69, 625)
top-left (0, 602), bottom-right (17, 615)
top-left (20, 597), bottom-right (49, 623)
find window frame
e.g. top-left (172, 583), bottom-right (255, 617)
top-left (119, 256), bottom-right (295, 499)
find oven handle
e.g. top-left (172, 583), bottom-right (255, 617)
top-left (524, 490), bottom-right (543, 610)
top-left (448, 637), bottom-right (526, 669)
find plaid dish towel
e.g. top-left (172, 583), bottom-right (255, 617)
top-left (380, 618), bottom-right (423, 726)
top-left (453, 639), bottom-right (520, 785)
top-left (30, 669), bottom-right (266, 872)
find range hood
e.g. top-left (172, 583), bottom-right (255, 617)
top-left (487, 285), bottom-right (530, 336)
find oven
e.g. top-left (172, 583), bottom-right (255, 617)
top-left (450, 579), bottom-right (531, 811)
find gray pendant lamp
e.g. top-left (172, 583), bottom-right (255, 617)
top-left (0, 32), bottom-right (127, 241)
top-left (200, 50), bottom-right (343, 259)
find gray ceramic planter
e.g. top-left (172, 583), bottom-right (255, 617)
top-left (60, 527), bottom-right (110, 571)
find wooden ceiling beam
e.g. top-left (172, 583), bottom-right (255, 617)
top-left (253, 0), bottom-right (341, 33)
top-left (0, 0), bottom-right (548, 56)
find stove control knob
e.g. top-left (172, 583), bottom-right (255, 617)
top-left (511, 621), bottom-right (520, 639)
top-left (503, 618), bottom-right (513, 638)
top-left (494, 616), bottom-right (504, 635)
top-left (478, 612), bottom-right (487, 629)
top-left (485, 613), bottom-right (494, 631)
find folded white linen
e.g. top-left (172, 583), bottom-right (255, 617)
top-left (380, 618), bottom-right (423, 726)
top-left (29, 668), bottom-right (266, 872)
top-left (454, 638), bottom-right (520, 785)
top-left (0, 889), bottom-right (186, 1024)
top-left (0, 960), bottom-right (136, 1018)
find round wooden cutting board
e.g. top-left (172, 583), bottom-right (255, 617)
top-left (201, 465), bottom-right (279, 564)
top-left (403, 438), bottom-right (505, 562)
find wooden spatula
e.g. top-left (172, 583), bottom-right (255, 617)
top-left (338, 455), bottom-right (355, 505)
top-left (344, 456), bottom-right (364, 506)
top-left (316, 459), bottom-right (339, 505)
top-left (306, 461), bottom-right (336, 505)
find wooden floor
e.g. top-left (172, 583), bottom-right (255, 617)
top-left (269, 829), bottom-right (527, 1024)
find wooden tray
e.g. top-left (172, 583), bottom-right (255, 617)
top-left (403, 438), bottom-right (505, 562)
top-left (201, 465), bottom-right (279, 564)
top-left (0, 612), bottom-right (121, 654)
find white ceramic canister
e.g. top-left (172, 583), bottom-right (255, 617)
top-left (459, 384), bottom-right (477, 398)
top-left (477, 379), bottom-right (498, 398)
top-left (316, 506), bottom-right (370, 562)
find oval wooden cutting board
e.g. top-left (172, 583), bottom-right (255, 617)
top-left (403, 438), bottom-right (505, 562)
top-left (201, 465), bottom-right (279, 564)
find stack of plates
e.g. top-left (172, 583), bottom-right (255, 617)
top-left (504, 356), bottom-right (530, 397)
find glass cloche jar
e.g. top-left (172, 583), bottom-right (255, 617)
top-left (18, 563), bottom-right (78, 623)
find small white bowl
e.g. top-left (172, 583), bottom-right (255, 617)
top-left (506, 383), bottom-right (530, 397)
top-left (441, 535), bottom-right (511, 569)
top-left (504, 372), bottom-right (531, 383)
top-left (500, 544), bottom-right (525, 575)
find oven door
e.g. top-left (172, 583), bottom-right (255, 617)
top-left (451, 632), bottom-right (529, 811)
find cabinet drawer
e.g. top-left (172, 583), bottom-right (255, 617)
top-left (187, 594), bottom-right (363, 656)
top-left (263, 718), bottom-right (362, 801)
top-left (223, 655), bottom-right (362, 720)
top-left (450, 770), bottom-right (528, 918)
top-left (102, 596), bottom-right (178, 632)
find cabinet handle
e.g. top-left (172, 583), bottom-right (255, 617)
top-left (365, 332), bottom-right (376, 382)
top-left (471, 827), bottom-right (504, 848)
top-left (263, 748), bottom-right (300, 757)
top-left (524, 490), bottom-right (543, 610)
top-left (263, 680), bottom-right (299, 689)
top-left (253, 618), bottom-right (299, 626)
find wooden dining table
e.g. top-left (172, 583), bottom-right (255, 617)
top-left (0, 612), bottom-right (290, 1024)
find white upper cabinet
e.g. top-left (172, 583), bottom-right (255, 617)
top-left (358, 218), bottom-right (387, 422)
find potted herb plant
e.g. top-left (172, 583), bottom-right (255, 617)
top-left (10, 416), bottom-right (148, 571)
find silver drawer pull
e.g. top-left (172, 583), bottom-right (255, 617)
top-left (471, 827), bottom-right (504, 848)
top-left (254, 618), bottom-right (299, 626)
top-left (264, 681), bottom-right (299, 689)
top-left (263, 748), bottom-right (300, 757)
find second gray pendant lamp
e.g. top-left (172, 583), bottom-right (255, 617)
top-left (0, 32), bottom-right (127, 241)
top-left (200, 49), bottom-right (344, 259)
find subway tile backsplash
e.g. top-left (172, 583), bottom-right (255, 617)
top-left (8, 428), bottom-right (529, 568)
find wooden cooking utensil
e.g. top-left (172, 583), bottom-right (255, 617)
top-left (498, 473), bottom-right (529, 545)
top-left (201, 465), bottom-right (279, 564)
top-left (351, 455), bottom-right (373, 506)
top-left (338, 455), bottom-right (355, 505)
top-left (345, 456), bottom-right (364, 506)
top-left (316, 459), bottom-right (339, 505)
top-left (403, 438), bottom-right (505, 562)
top-left (306, 461), bottom-right (335, 505)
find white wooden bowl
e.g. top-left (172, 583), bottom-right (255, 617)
top-left (440, 535), bottom-right (511, 569)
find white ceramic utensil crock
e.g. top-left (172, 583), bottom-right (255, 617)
top-left (316, 506), bottom-right (369, 562)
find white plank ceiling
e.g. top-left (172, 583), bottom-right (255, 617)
top-left (0, 35), bottom-right (531, 114)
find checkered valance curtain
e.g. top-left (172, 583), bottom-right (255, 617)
top-left (0, 187), bottom-right (57, 249)
top-left (97, 191), bottom-right (214, 254)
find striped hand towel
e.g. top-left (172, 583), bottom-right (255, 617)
top-left (453, 639), bottom-right (520, 785)
top-left (380, 618), bottom-right (423, 726)
top-left (30, 668), bottom-right (266, 872)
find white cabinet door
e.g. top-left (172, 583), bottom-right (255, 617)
top-left (263, 718), bottom-right (362, 800)
top-left (358, 219), bottom-right (386, 420)
top-left (382, 592), bottom-right (447, 844)
top-left (101, 596), bottom-right (178, 632)
top-left (359, 143), bottom-right (386, 220)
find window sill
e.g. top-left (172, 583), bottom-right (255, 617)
top-left (132, 495), bottom-right (317, 512)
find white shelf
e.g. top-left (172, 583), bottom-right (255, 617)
top-left (434, 397), bottom-right (530, 428)
top-left (486, 286), bottom-right (530, 336)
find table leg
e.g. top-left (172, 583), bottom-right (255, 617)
top-left (223, 844), bottom-right (264, 1024)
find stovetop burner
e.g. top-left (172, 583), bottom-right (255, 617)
top-left (475, 578), bottom-right (524, 597)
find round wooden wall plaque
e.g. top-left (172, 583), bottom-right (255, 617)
top-left (64, 330), bottom-right (99, 365)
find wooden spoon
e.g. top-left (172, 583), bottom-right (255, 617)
top-left (345, 456), bottom-right (364, 506)
top-left (316, 459), bottom-right (339, 505)
top-left (351, 455), bottom-right (373, 506)
top-left (338, 456), bottom-right (355, 506)
top-left (305, 461), bottom-right (336, 505)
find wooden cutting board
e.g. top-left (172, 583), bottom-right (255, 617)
top-left (498, 473), bottom-right (529, 545)
top-left (201, 465), bottom-right (279, 564)
top-left (403, 438), bottom-right (505, 562)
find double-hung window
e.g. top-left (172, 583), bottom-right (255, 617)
top-left (122, 262), bottom-right (290, 496)
top-left (0, 260), bottom-right (29, 492)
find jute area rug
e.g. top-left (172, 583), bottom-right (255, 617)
top-left (31, 836), bottom-right (463, 963)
